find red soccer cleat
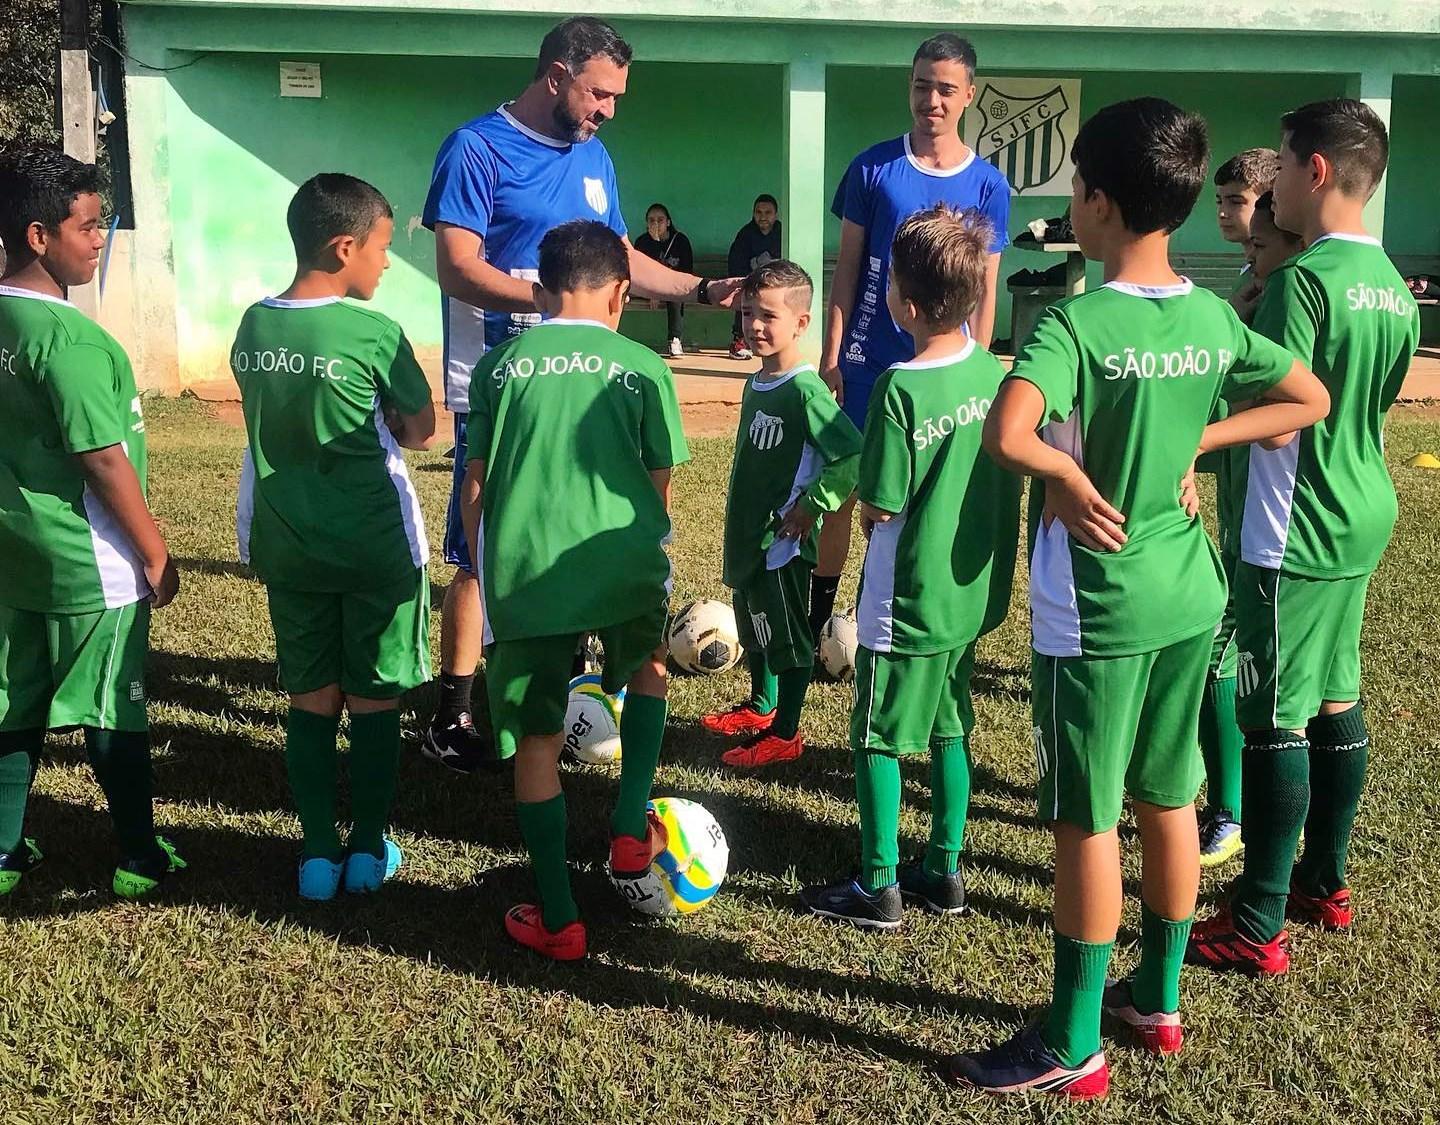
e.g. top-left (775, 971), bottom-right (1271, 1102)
top-left (1185, 907), bottom-right (1290, 976)
top-left (721, 730), bottom-right (803, 768)
top-left (609, 809), bottom-right (669, 878)
top-left (701, 703), bottom-right (776, 736)
top-left (504, 904), bottom-right (587, 961)
top-left (1102, 978), bottom-right (1184, 1056)
top-left (1288, 883), bottom-right (1353, 932)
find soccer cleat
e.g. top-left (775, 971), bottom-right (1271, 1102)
top-left (728, 338), bottom-right (752, 361)
top-left (700, 703), bottom-right (776, 737)
top-left (113, 835), bottom-right (187, 899)
top-left (1288, 882), bottom-right (1353, 932)
top-left (946, 1025), bottom-right (1109, 1100)
top-left (797, 877), bottom-right (902, 931)
top-left (0, 838), bottom-right (43, 896)
top-left (897, 859), bottom-right (967, 915)
top-left (421, 712), bottom-right (501, 774)
top-left (609, 809), bottom-right (668, 878)
top-left (1198, 811), bottom-right (1244, 868)
top-left (504, 903), bottom-right (587, 961)
top-left (667, 337), bottom-right (684, 358)
top-left (342, 838), bottom-right (403, 894)
top-left (720, 730), bottom-right (803, 768)
top-left (1185, 907), bottom-right (1290, 975)
top-left (1102, 978), bottom-right (1184, 1055)
top-left (298, 856), bottom-right (344, 901)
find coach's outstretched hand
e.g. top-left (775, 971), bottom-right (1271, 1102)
top-left (705, 277), bottom-right (745, 309)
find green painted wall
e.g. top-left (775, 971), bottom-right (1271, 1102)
top-left (1386, 76), bottom-right (1440, 262)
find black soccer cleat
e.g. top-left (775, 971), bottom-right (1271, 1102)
top-left (898, 859), bottom-right (967, 915)
top-left (798, 876), bottom-right (902, 931)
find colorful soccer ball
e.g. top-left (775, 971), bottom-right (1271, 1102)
top-left (562, 681), bottom-right (623, 765)
top-left (667, 599), bottom-right (742, 674)
top-left (609, 797), bottom-right (729, 917)
top-left (817, 613), bottom-right (859, 682)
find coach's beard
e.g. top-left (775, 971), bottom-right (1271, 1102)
top-left (553, 105), bottom-right (598, 143)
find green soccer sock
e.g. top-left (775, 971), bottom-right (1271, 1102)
top-left (925, 736), bottom-right (971, 877)
top-left (1231, 729), bottom-right (1311, 942)
top-left (346, 709), bottom-right (402, 860)
top-left (517, 793), bottom-right (578, 931)
top-left (1199, 675), bottom-right (1244, 820)
top-left (770, 665), bottom-right (811, 741)
top-left (0, 729), bottom-right (43, 855)
top-left (83, 727), bottom-right (162, 863)
top-left (746, 650), bottom-right (777, 715)
top-left (854, 749), bottom-right (901, 891)
top-left (612, 692), bottom-right (666, 840)
top-left (1131, 905), bottom-right (1193, 1015)
top-left (1042, 933), bottom-right (1114, 1067)
top-left (1295, 704), bottom-right (1369, 897)
top-left (285, 708), bottom-right (343, 861)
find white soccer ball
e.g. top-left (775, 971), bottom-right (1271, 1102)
top-left (818, 613), bottom-right (859, 681)
top-left (608, 797), bottom-right (729, 917)
top-left (562, 688), bottom-right (622, 765)
top-left (667, 599), bottom-right (742, 674)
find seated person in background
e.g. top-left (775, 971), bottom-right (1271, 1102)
top-left (634, 203), bottom-right (694, 358)
top-left (727, 194), bottom-right (783, 360)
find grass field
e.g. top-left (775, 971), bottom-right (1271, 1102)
top-left (5, 398), bottom-right (1440, 1124)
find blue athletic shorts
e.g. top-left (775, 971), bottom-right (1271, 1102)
top-left (841, 370), bottom-right (876, 431)
top-left (443, 414), bottom-right (473, 573)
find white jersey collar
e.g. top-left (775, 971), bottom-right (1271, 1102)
top-left (903, 133), bottom-right (976, 179)
top-left (1310, 232), bottom-right (1382, 249)
top-left (751, 362), bottom-right (815, 391)
top-left (890, 339), bottom-right (978, 370)
top-left (1103, 278), bottom-right (1194, 299)
top-left (261, 295), bottom-right (342, 308)
top-left (539, 317), bottom-right (611, 331)
top-left (498, 103), bottom-right (570, 150)
top-left (0, 284), bottom-right (75, 306)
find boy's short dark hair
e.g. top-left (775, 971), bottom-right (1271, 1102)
top-left (0, 147), bottom-right (102, 264)
top-left (754, 194), bottom-right (778, 211)
top-left (913, 33), bottom-right (978, 83)
top-left (1280, 99), bottom-right (1388, 201)
top-left (538, 220), bottom-right (630, 291)
top-left (741, 259), bottom-right (813, 312)
top-left (1214, 148), bottom-right (1279, 192)
top-left (535, 16), bottom-right (632, 79)
top-left (287, 173), bottom-right (391, 264)
top-left (1072, 98), bottom-right (1209, 236)
top-left (890, 204), bottom-right (991, 331)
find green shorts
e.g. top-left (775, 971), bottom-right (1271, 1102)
top-left (1210, 555), bottom-right (1238, 680)
top-left (266, 569), bottom-right (431, 699)
top-left (732, 560), bottom-right (813, 674)
top-left (0, 600), bottom-right (150, 732)
top-left (1033, 631), bottom-right (1210, 832)
top-left (1233, 562), bottom-right (1368, 732)
top-left (851, 642), bottom-right (976, 755)
top-left (485, 599), bottom-right (669, 760)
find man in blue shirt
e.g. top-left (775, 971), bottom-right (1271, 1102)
top-left (420, 17), bottom-right (740, 769)
top-left (810, 33), bottom-right (1012, 640)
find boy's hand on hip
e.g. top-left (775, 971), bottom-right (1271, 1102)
top-left (1046, 464), bottom-right (1127, 552)
top-left (147, 556), bottom-right (180, 609)
top-left (777, 504), bottom-right (819, 541)
top-left (1179, 462), bottom-right (1201, 519)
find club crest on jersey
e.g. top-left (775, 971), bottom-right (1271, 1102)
top-left (750, 611), bottom-right (772, 648)
top-left (1236, 651), bottom-right (1260, 698)
top-left (583, 177), bottom-right (608, 215)
top-left (749, 410), bottom-right (784, 451)
top-left (974, 82), bottom-right (1071, 194)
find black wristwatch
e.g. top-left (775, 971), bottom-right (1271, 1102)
top-left (695, 278), bottom-right (712, 305)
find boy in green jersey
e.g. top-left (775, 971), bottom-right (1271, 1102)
top-left (701, 261), bottom-right (861, 768)
top-left (952, 100), bottom-right (1327, 1099)
top-left (461, 221), bottom-right (689, 961)
top-left (1190, 100), bottom-right (1420, 973)
top-left (1196, 148), bottom-right (1280, 867)
top-left (232, 174), bottom-right (436, 902)
top-left (0, 148), bottom-right (185, 899)
top-left (799, 205), bottom-right (1019, 930)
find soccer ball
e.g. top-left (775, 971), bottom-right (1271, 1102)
top-left (818, 613), bottom-right (859, 681)
top-left (609, 796), bottom-right (729, 917)
top-left (667, 599), bottom-right (742, 674)
top-left (562, 678), bottom-right (624, 765)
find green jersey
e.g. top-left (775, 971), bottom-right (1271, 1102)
top-left (467, 319), bottom-right (689, 642)
top-left (1011, 280), bottom-right (1295, 658)
top-left (232, 297), bottom-right (432, 592)
top-left (0, 286), bottom-right (149, 614)
top-left (856, 342), bottom-right (1019, 655)
top-left (721, 364), bottom-right (861, 589)
top-left (1240, 235), bottom-right (1420, 578)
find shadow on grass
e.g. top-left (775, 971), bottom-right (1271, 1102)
top-left (14, 794), bottom-right (1026, 1070)
top-left (174, 557), bottom-right (259, 582)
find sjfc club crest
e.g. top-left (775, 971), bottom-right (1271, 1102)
top-left (749, 410), bottom-right (784, 451)
top-left (583, 176), bottom-right (608, 215)
top-left (974, 83), bottom-right (1071, 194)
